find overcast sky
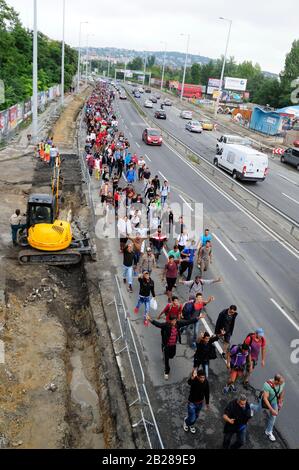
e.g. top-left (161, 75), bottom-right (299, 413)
top-left (6, 0), bottom-right (299, 73)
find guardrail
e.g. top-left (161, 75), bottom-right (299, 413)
top-left (112, 275), bottom-right (165, 450)
top-left (125, 88), bottom-right (299, 249)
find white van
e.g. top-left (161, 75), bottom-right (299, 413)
top-left (216, 134), bottom-right (251, 154)
top-left (213, 144), bottom-right (269, 182)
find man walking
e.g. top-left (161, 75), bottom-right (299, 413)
top-left (180, 275), bottom-right (221, 300)
top-left (147, 314), bottom-right (198, 380)
top-left (243, 328), bottom-right (266, 389)
top-left (179, 240), bottom-right (197, 281)
top-left (10, 209), bottom-right (26, 246)
top-left (123, 244), bottom-right (135, 293)
top-left (134, 272), bottom-right (156, 327)
top-left (49, 144), bottom-right (59, 168)
top-left (139, 247), bottom-right (156, 276)
top-left (223, 343), bottom-right (252, 394)
top-left (198, 240), bottom-right (213, 274)
top-left (250, 374), bottom-right (285, 442)
top-left (183, 369), bottom-right (210, 434)
top-left (223, 394), bottom-right (252, 449)
top-left (215, 305), bottom-right (238, 359)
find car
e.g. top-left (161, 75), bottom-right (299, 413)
top-left (154, 94), bottom-right (161, 100)
top-left (163, 99), bottom-right (172, 106)
top-left (280, 147), bottom-right (299, 170)
top-left (144, 100), bottom-right (153, 108)
top-left (185, 120), bottom-right (203, 133)
top-left (200, 120), bottom-right (214, 131)
top-left (154, 110), bottom-right (167, 119)
top-left (142, 128), bottom-right (163, 146)
top-left (119, 93), bottom-right (127, 100)
top-left (214, 144), bottom-right (269, 182)
top-left (145, 88), bottom-right (151, 93)
top-left (180, 110), bottom-right (193, 120)
top-left (138, 87), bottom-right (144, 93)
top-left (134, 91), bottom-right (141, 98)
top-left (150, 96), bottom-right (157, 103)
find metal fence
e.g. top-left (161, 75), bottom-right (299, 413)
top-left (112, 274), bottom-right (164, 450)
top-left (0, 84), bottom-right (62, 143)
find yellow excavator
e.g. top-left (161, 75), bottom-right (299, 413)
top-left (18, 157), bottom-right (96, 265)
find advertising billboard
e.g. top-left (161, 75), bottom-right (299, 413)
top-left (224, 77), bottom-right (247, 91)
top-left (207, 78), bottom-right (223, 95)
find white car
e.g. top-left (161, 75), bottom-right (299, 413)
top-left (185, 120), bottom-right (203, 133)
top-left (180, 110), bottom-right (193, 119)
top-left (144, 100), bottom-right (153, 108)
top-left (138, 87), bottom-right (144, 93)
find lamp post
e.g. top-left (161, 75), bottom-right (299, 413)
top-left (107, 56), bottom-right (110, 78)
top-left (32, 0), bottom-right (38, 144)
top-left (214, 17), bottom-right (232, 118)
top-left (61, 0), bottom-right (65, 106)
top-left (143, 54), bottom-right (147, 86)
top-left (180, 33), bottom-right (190, 101)
top-left (124, 58), bottom-right (127, 83)
top-left (77, 21), bottom-right (88, 93)
top-left (160, 41), bottom-right (167, 91)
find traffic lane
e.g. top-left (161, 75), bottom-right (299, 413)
top-left (117, 95), bottom-right (299, 318)
top-left (114, 103), bottom-right (299, 447)
top-left (131, 93), bottom-right (299, 222)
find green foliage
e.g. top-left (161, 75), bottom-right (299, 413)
top-left (128, 56), bottom-right (143, 70)
top-left (147, 55), bottom-right (155, 67)
top-left (0, 0), bottom-right (77, 110)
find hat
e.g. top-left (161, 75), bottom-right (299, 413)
top-left (255, 328), bottom-right (264, 337)
top-left (146, 247), bottom-right (152, 252)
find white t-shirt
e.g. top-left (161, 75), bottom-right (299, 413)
top-left (177, 233), bottom-right (189, 246)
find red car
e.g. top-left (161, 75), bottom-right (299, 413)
top-left (142, 128), bottom-right (163, 146)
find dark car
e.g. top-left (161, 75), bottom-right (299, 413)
top-left (134, 91), bottom-right (141, 98)
top-left (155, 94), bottom-right (161, 100)
top-left (142, 128), bottom-right (163, 146)
top-left (281, 147), bottom-right (299, 170)
top-left (150, 96), bottom-right (157, 103)
top-left (155, 110), bottom-right (167, 120)
top-left (163, 99), bottom-right (172, 106)
top-left (145, 88), bottom-right (151, 93)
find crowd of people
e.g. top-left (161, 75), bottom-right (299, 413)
top-left (81, 81), bottom-right (285, 449)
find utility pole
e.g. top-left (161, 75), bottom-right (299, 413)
top-left (161, 42), bottom-right (167, 91)
top-left (143, 54), bottom-right (147, 86)
top-left (107, 57), bottom-right (110, 78)
top-left (180, 34), bottom-right (190, 101)
top-left (32, 0), bottom-right (38, 144)
top-left (214, 17), bottom-right (232, 118)
top-left (61, 0), bottom-right (65, 106)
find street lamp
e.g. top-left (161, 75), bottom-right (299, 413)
top-left (32, 0), bottom-right (38, 144)
top-left (124, 58), bottom-right (127, 83)
top-left (61, 0), bottom-right (65, 106)
top-left (160, 41), bottom-right (167, 91)
top-left (85, 33), bottom-right (95, 84)
top-left (77, 21), bottom-right (88, 93)
top-left (107, 56), bottom-right (110, 78)
top-left (214, 17), bottom-right (232, 118)
top-left (180, 33), bottom-right (190, 101)
top-left (143, 54), bottom-right (147, 86)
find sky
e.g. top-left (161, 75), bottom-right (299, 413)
top-left (5, 0), bottom-right (299, 74)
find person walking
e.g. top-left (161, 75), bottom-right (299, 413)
top-left (223, 343), bottom-right (252, 394)
top-left (183, 369), bottom-right (210, 434)
top-left (160, 181), bottom-right (170, 209)
top-left (250, 374), bottom-right (285, 442)
top-left (180, 275), bottom-right (221, 300)
top-left (179, 240), bottom-right (197, 281)
top-left (215, 305), bottom-right (238, 359)
top-left (146, 314), bottom-right (199, 380)
top-left (9, 209), bottom-right (26, 246)
top-left (139, 247), bottom-right (156, 275)
top-left (167, 245), bottom-right (181, 265)
top-left (223, 394), bottom-right (252, 449)
top-left (182, 293), bottom-right (211, 348)
top-left (150, 226), bottom-right (167, 261)
top-left (123, 244), bottom-right (135, 293)
top-left (117, 215), bottom-right (132, 252)
top-left (158, 296), bottom-right (183, 321)
top-left (126, 165), bottom-right (137, 184)
top-left (193, 330), bottom-right (225, 378)
top-left (198, 229), bottom-right (212, 249)
top-left (162, 255), bottom-right (178, 302)
top-left (242, 328), bottom-right (266, 389)
top-left (49, 144), bottom-right (59, 168)
top-left (134, 272), bottom-right (156, 327)
top-left (198, 240), bottom-right (213, 274)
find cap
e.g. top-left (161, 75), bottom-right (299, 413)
top-left (255, 328), bottom-right (265, 337)
top-left (146, 247), bottom-right (152, 252)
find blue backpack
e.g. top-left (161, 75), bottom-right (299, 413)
top-left (182, 301), bottom-right (195, 320)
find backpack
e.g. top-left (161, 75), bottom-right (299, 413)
top-left (229, 344), bottom-right (249, 370)
top-left (208, 343), bottom-right (217, 360)
top-left (259, 380), bottom-right (281, 409)
top-left (245, 333), bottom-right (265, 348)
top-left (189, 280), bottom-right (203, 293)
top-left (182, 301), bottom-right (194, 320)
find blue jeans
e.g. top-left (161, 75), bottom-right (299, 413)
top-left (223, 427), bottom-right (247, 449)
top-left (136, 296), bottom-right (150, 319)
top-left (161, 196), bottom-right (168, 207)
top-left (11, 224), bottom-right (26, 244)
top-left (250, 401), bottom-right (278, 434)
top-left (185, 401), bottom-right (203, 426)
top-left (123, 265), bottom-right (133, 285)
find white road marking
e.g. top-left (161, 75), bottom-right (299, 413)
top-left (159, 171), bottom-right (167, 181)
top-left (128, 131), bottom-right (133, 137)
top-left (282, 193), bottom-right (299, 205)
top-left (136, 142), bottom-right (141, 148)
top-left (270, 298), bottom-right (299, 333)
top-left (145, 154), bottom-right (152, 162)
top-left (212, 233), bottom-right (237, 261)
top-left (278, 174), bottom-right (298, 186)
top-left (179, 195), bottom-right (194, 212)
top-left (163, 140), bottom-right (299, 260)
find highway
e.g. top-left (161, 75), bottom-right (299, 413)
top-left (112, 92), bottom-right (299, 448)
top-left (128, 87), bottom-right (299, 223)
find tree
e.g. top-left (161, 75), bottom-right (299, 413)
top-left (279, 39), bottom-right (299, 106)
top-left (128, 56), bottom-right (143, 70)
top-left (190, 63), bottom-right (201, 84)
top-left (253, 78), bottom-right (281, 108)
top-left (147, 55), bottom-right (155, 67)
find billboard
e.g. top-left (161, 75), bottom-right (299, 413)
top-left (207, 78), bottom-right (223, 95)
top-left (8, 105), bottom-right (18, 130)
top-left (224, 77), bottom-right (247, 91)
